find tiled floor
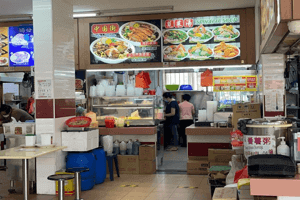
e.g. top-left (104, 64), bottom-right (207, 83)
top-left (0, 171), bottom-right (211, 200)
top-left (158, 147), bottom-right (187, 171)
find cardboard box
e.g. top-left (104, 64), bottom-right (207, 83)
top-left (188, 156), bottom-right (208, 161)
top-left (55, 170), bottom-right (75, 196)
top-left (117, 155), bottom-right (139, 174)
top-left (239, 185), bottom-right (250, 190)
top-left (209, 162), bottom-right (230, 166)
top-left (208, 149), bottom-right (235, 164)
top-left (213, 187), bottom-right (237, 200)
top-left (187, 160), bottom-right (209, 175)
top-left (139, 159), bottom-right (156, 174)
top-left (238, 190), bottom-right (254, 200)
top-left (232, 103), bottom-right (261, 128)
top-left (139, 145), bottom-right (156, 161)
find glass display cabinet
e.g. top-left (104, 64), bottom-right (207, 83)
top-left (91, 95), bottom-right (161, 126)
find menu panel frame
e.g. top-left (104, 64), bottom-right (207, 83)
top-left (78, 8), bottom-right (251, 70)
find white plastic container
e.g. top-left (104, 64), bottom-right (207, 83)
top-left (120, 141), bottom-right (127, 155)
top-left (135, 87), bottom-right (143, 96)
top-left (277, 137), bottom-right (290, 157)
top-left (25, 135), bottom-right (36, 146)
top-left (3, 121), bottom-right (35, 136)
top-left (126, 140), bottom-right (133, 155)
top-left (96, 84), bottom-right (105, 97)
top-left (103, 135), bottom-right (113, 154)
top-left (127, 86), bottom-right (135, 96)
top-left (89, 86), bottom-right (96, 97)
top-left (116, 85), bottom-right (126, 96)
top-left (113, 140), bottom-right (120, 154)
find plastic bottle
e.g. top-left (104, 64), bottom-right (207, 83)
top-left (132, 139), bottom-right (141, 155)
top-left (277, 137), bottom-right (290, 157)
top-left (120, 141), bottom-right (127, 155)
top-left (113, 140), bottom-right (120, 155)
top-left (126, 140), bottom-right (133, 155)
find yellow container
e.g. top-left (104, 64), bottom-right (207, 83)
top-left (55, 170), bottom-right (75, 196)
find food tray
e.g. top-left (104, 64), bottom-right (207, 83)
top-left (65, 116), bottom-right (92, 128)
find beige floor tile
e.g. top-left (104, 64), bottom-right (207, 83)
top-left (130, 187), bottom-right (155, 193)
top-left (173, 188), bottom-right (198, 194)
top-left (125, 191), bottom-right (150, 197)
top-left (170, 191), bottom-right (195, 200)
top-left (152, 187), bottom-right (177, 193)
top-left (147, 192), bottom-right (172, 198)
top-left (121, 196), bottom-right (147, 200)
top-left (193, 190), bottom-right (211, 200)
top-left (101, 196), bottom-right (124, 200)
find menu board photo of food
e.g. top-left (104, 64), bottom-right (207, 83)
top-left (9, 26), bottom-right (34, 67)
top-left (90, 20), bottom-right (162, 64)
top-left (213, 75), bottom-right (257, 92)
top-left (162, 15), bottom-right (241, 62)
top-left (0, 27), bottom-right (9, 67)
top-left (261, 0), bottom-right (275, 41)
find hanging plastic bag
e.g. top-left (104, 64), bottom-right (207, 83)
top-left (234, 165), bottom-right (249, 183)
top-left (201, 69), bottom-right (213, 87)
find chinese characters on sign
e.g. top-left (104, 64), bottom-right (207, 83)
top-left (213, 75), bottom-right (257, 92)
top-left (37, 80), bottom-right (52, 99)
top-left (244, 135), bottom-right (276, 159)
top-left (90, 20), bottom-right (161, 64)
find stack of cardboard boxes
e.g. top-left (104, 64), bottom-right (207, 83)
top-left (238, 184), bottom-right (254, 200)
top-left (212, 187), bottom-right (237, 200)
top-left (111, 144), bottom-right (156, 175)
top-left (187, 149), bottom-right (235, 175)
top-left (139, 145), bottom-right (156, 174)
top-left (232, 103), bottom-right (261, 129)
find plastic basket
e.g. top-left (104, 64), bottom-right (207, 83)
top-left (65, 116), bottom-right (92, 128)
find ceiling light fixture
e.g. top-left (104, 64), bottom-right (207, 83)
top-left (0, 14), bottom-right (32, 22)
top-left (99, 6), bottom-right (174, 16)
top-left (73, 12), bottom-right (99, 18)
top-left (87, 65), bottom-right (252, 72)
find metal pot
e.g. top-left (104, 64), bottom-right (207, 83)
top-left (245, 118), bottom-right (292, 147)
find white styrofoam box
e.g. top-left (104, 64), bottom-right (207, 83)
top-left (61, 129), bottom-right (99, 152)
top-left (36, 177), bottom-right (56, 195)
top-left (214, 112), bottom-right (233, 122)
top-left (278, 197), bottom-right (300, 200)
top-left (36, 164), bottom-right (57, 178)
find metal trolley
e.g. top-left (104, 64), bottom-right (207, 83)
top-left (5, 135), bottom-right (36, 194)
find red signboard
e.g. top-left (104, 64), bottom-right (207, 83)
top-left (247, 77), bottom-right (256, 82)
top-left (91, 24), bottom-right (119, 34)
top-left (165, 20), bottom-right (174, 29)
top-left (184, 19), bottom-right (194, 28)
top-left (174, 19), bottom-right (184, 28)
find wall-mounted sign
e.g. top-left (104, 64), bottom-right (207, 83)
top-left (162, 15), bottom-right (241, 62)
top-left (261, 0), bottom-right (275, 41)
top-left (90, 20), bottom-right (162, 64)
top-left (0, 25), bottom-right (34, 67)
top-left (213, 75), bottom-right (257, 92)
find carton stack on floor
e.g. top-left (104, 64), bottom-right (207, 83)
top-left (139, 145), bottom-right (156, 174)
top-left (112, 144), bottom-right (156, 175)
top-left (187, 149), bottom-right (235, 175)
top-left (213, 187), bottom-right (237, 200)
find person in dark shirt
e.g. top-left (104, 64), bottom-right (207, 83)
top-left (0, 104), bottom-right (34, 125)
top-left (163, 92), bottom-right (180, 151)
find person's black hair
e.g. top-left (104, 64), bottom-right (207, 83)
top-left (163, 92), bottom-right (172, 99)
top-left (182, 94), bottom-right (191, 101)
top-left (0, 104), bottom-right (12, 115)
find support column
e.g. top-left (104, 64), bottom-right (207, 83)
top-left (32, 0), bottom-right (75, 194)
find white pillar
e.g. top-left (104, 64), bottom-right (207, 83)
top-left (32, 0), bottom-right (75, 194)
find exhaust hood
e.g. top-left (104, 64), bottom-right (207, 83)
top-left (0, 73), bottom-right (24, 83)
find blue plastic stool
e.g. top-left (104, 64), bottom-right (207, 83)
top-left (105, 153), bottom-right (120, 181)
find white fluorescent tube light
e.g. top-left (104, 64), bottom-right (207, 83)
top-left (0, 14), bottom-right (32, 22)
top-left (73, 12), bottom-right (98, 18)
top-left (87, 65), bottom-right (252, 72)
top-left (99, 6), bottom-right (174, 15)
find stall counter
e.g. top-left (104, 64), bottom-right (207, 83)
top-left (99, 126), bottom-right (157, 135)
top-left (186, 124), bottom-right (233, 157)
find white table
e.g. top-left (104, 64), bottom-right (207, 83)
top-left (0, 146), bottom-right (67, 200)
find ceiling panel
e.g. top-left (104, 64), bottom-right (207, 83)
top-left (0, 0), bottom-right (255, 16)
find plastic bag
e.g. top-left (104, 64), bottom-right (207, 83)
top-left (135, 71), bottom-right (151, 88)
top-left (231, 130), bottom-right (244, 147)
top-left (201, 69), bottom-right (213, 87)
top-left (226, 155), bottom-right (245, 185)
top-left (234, 165), bottom-right (249, 183)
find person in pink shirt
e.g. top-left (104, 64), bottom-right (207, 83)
top-left (179, 94), bottom-right (195, 147)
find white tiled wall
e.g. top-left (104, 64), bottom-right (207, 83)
top-left (33, 0), bottom-right (75, 194)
